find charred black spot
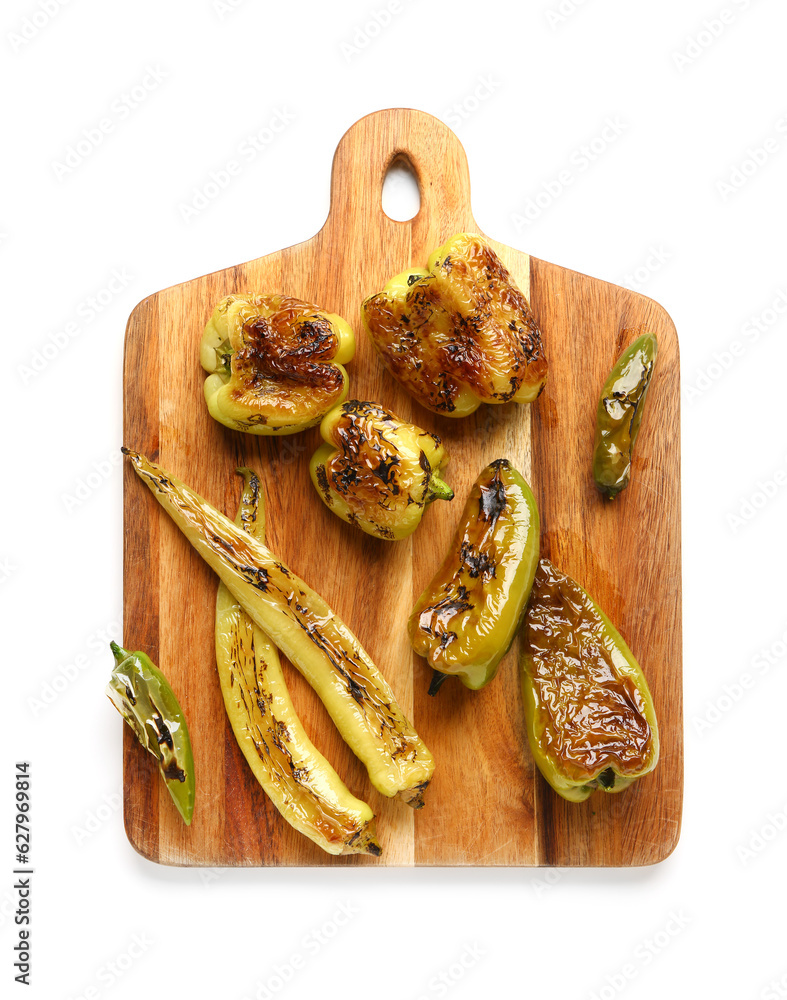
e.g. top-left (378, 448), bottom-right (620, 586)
top-left (315, 463), bottom-right (331, 504)
top-left (459, 540), bottom-right (496, 579)
top-left (374, 455), bottom-right (400, 488)
top-left (242, 565), bottom-right (269, 592)
top-left (478, 464), bottom-right (509, 525)
top-left (345, 673), bottom-right (365, 704)
top-left (152, 711), bottom-right (174, 749)
top-left (161, 759), bottom-right (186, 783)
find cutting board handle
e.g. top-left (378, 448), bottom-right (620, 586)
top-left (325, 108), bottom-right (474, 238)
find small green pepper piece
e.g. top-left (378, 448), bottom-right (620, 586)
top-left (409, 459), bottom-right (540, 691)
top-left (592, 333), bottom-right (658, 498)
top-left (520, 559), bottom-right (659, 803)
top-left (106, 642), bottom-right (195, 825)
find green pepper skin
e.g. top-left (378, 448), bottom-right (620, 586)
top-left (106, 643), bottom-right (195, 825)
top-left (592, 333), bottom-right (658, 499)
top-left (409, 459), bottom-right (540, 691)
top-left (520, 559), bottom-right (659, 803)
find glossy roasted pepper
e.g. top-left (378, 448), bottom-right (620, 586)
top-left (592, 333), bottom-right (658, 498)
top-left (123, 448), bottom-right (435, 806)
top-left (309, 400), bottom-right (454, 540)
top-left (409, 459), bottom-right (540, 692)
top-left (106, 642), bottom-right (195, 825)
top-left (200, 293), bottom-right (355, 435)
top-left (362, 233), bottom-right (548, 417)
top-left (215, 468), bottom-right (380, 856)
top-left (520, 559), bottom-right (659, 803)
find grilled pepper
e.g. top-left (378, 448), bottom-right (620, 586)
top-left (216, 468), bottom-right (380, 856)
top-left (409, 459), bottom-right (540, 692)
top-left (362, 233), bottom-right (548, 417)
top-left (309, 400), bottom-right (454, 540)
top-left (520, 559), bottom-right (659, 802)
top-left (200, 293), bottom-right (355, 435)
top-left (592, 333), bottom-right (658, 498)
top-left (106, 642), bottom-right (195, 825)
top-left (123, 448), bottom-right (435, 806)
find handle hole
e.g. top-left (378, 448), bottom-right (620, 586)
top-left (381, 155), bottom-right (421, 222)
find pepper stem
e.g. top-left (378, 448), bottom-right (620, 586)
top-left (428, 670), bottom-right (449, 696)
top-left (110, 641), bottom-right (130, 665)
top-left (426, 472), bottom-right (454, 503)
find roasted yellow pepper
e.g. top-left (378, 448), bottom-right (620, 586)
top-left (216, 468), bottom-right (380, 856)
top-left (309, 400), bottom-right (454, 540)
top-left (200, 293), bottom-right (355, 435)
top-left (123, 448), bottom-right (435, 806)
top-left (362, 233), bottom-right (548, 417)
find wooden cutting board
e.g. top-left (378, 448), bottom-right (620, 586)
top-left (122, 108), bottom-right (682, 867)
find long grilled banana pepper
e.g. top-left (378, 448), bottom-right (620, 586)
top-left (123, 448), bottom-right (434, 806)
top-left (362, 233), bottom-right (548, 417)
top-left (409, 460), bottom-right (540, 692)
top-left (593, 333), bottom-right (658, 499)
top-left (216, 468), bottom-right (380, 856)
top-left (200, 293), bottom-right (355, 435)
top-left (106, 642), bottom-right (195, 825)
top-left (521, 559), bottom-right (659, 803)
top-left (309, 400), bottom-right (454, 540)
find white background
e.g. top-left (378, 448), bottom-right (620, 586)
top-left (3, 0), bottom-right (787, 997)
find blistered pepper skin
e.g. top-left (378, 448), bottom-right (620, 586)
top-left (215, 468), bottom-right (381, 856)
top-left (520, 559), bottom-right (659, 803)
top-left (362, 234), bottom-right (548, 417)
top-left (309, 400), bottom-right (454, 541)
top-left (409, 459), bottom-right (540, 691)
top-left (106, 643), bottom-right (195, 825)
top-left (592, 333), bottom-right (658, 499)
top-left (200, 293), bottom-right (355, 435)
top-left (123, 448), bottom-right (435, 806)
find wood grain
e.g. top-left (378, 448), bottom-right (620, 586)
top-left (122, 109), bottom-right (682, 867)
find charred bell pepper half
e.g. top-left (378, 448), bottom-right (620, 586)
top-left (362, 233), bottom-right (548, 417)
top-left (200, 293), bottom-right (355, 435)
top-left (592, 333), bottom-right (658, 499)
top-left (520, 559), bottom-right (659, 803)
top-left (216, 468), bottom-right (380, 856)
top-left (409, 459), bottom-right (540, 692)
top-left (123, 448), bottom-right (435, 806)
top-left (106, 642), bottom-right (195, 825)
top-left (309, 400), bottom-right (454, 540)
